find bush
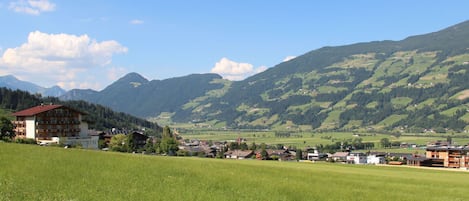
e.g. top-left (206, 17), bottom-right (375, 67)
top-left (1, 137), bottom-right (12, 143)
top-left (15, 138), bottom-right (36, 144)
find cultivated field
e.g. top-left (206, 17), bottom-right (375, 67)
top-left (2, 143), bottom-right (469, 201)
top-left (180, 130), bottom-right (469, 150)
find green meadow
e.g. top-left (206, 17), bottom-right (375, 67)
top-left (2, 143), bottom-right (469, 201)
top-left (180, 130), bottom-right (469, 150)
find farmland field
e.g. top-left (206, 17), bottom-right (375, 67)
top-left (180, 130), bottom-right (469, 150)
top-left (2, 143), bottom-right (469, 201)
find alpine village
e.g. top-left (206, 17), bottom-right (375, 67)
top-left (4, 20), bottom-right (469, 200)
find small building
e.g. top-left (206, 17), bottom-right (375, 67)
top-left (224, 150), bottom-right (254, 159)
top-left (406, 156), bottom-right (439, 167)
top-left (367, 153), bottom-right (386, 165)
top-left (330, 152), bottom-right (349, 162)
top-left (347, 152), bottom-right (367, 164)
top-left (12, 104), bottom-right (98, 149)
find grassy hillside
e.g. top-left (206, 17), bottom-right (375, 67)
top-left (2, 143), bottom-right (469, 201)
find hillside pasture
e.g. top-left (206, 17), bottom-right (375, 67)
top-left (2, 143), bottom-right (469, 201)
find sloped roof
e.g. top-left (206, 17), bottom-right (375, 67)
top-left (12, 104), bottom-right (85, 116)
top-left (331, 152), bottom-right (349, 157)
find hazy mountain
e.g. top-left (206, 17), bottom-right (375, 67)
top-left (0, 75), bottom-right (66, 97)
top-left (61, 20), bottom-right (469, 132)
top-left (60, 73), bottom-right (224, 118)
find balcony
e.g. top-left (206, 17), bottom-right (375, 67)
top-left (12, 121), bottom-right (25, 125)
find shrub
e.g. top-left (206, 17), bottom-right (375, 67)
top-left (15, 138), bottom-right (36, 144)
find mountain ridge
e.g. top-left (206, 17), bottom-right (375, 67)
top-left (8, 20), bottom-right (469, 132)
top-left (0, 75), bottom-right (67, 97)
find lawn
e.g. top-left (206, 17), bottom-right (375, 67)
top-left (2, 143), bottom-right (469, 201)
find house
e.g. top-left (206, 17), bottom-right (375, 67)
top-left (367, 153), bottom-right (386, 165)
top-left (12, 104), bottom-right (98, 149)
top-left (307, 149), bottom-right (328, 161)
top-left (129, 131), bottom-right (149, 150)
top-left (347, 152), bottom-right (367, 164)
top-left (406, 155), bottom-right (438, 167)
top-left (330, 152), bottom-right (349, 162)
top-left (224, 150), bottom-right (254, 159)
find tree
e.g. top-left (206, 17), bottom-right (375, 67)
top-left (109, 134), bottom-right (128, 152)
top-left (380, 138), bottom-right (391, 148)
top-left (260, 143), bottom-right (268, 160)
top-left (162, 126), bottom-right (173, 138)
top-left (158, 126), bottom-right (178, 155)
top-left (0, 117), bottom-right (14, 140)
top-left (296, 149), bottom-right (303, 161)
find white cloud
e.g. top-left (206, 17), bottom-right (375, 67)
top-left (130, 19), bottom-right (144, 25)
top-left (0, 31), bottom-right (128, 90)
top-left (107, 67), bottom-right (127, 80)
top-left (283, 56), bottom-right (296, 62)
top-left (9, 0), bottom-right (56, 15)
top-left (210, 57), bottom-right (267, 81)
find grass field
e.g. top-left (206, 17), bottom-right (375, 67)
top-left (2, 143), bottom-right (469, 201)
top-left (180, 130), bottom-right (469, 150)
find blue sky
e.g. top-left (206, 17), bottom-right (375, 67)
top-left (0, 0), bottom-right (468, 90)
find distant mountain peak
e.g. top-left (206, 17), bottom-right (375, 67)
top-left (0, 74), bottom-right (66, 97)
top-left (119, 72), bottom-right (149, 83)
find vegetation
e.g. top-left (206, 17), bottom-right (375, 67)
top-left (0, 87), bottom-right (161, 132)
top-left (2, 143), bottom-right (469, 201)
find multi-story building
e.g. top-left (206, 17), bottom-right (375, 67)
top-left (426, 146), bottom-right (469, 168)
top-left (12, 104), bottom-right (98, 149)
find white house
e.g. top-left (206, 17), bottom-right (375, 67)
top-left (367, 153), bottom-right (386, 165)
top-left (347, 152), bottom-right (367, 164)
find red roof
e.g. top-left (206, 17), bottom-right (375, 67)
top-left (12, 105), bottom-right (84, 116)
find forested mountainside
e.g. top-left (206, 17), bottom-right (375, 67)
top-left (60, 73), bottom-right (224, 118)
top-left (62, 20), bottom-right (469, 132)
top-left (0, 87), bottom-right (160, 132)
top-left (176, 20), bottom-right (469, 132)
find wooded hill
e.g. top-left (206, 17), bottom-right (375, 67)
top-left (62, 20), bottom-right (469, 132)
top-left (0, 87), bottom-right (161, 132)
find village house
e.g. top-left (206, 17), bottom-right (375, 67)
top-left (12, 104), bottom-right (99, 149)
top-left (347, 152), bottom-right (367, 164)
top-left (366, 152), bottom-right (386, 165)
top-left (224, 150), bottom-right (254, 159)
top-left (330, 152), bottom-right (349, 162)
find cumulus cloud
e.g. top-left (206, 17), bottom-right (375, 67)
top-left (283, 56), bottom-right (296, 62)
top-left (107, 67), bottom-right (127, 80)
top-left (130, 19), bottom-right (144, 25)
top-left (0, 31), bottom-right (127, 90)
top-left (210, 57), bottom-right (267, 81)
top-left (9, 0), bottom-right (56, 15)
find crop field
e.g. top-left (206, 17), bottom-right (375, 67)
top-left (180, 130), bottom-right (469, 150)
top-left (2, 143), bottom-right (469, 201)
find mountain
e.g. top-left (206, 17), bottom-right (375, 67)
top-left (62, 20), bottom-right (469, 133)
top-left (0, 75), bottom-right (66, 97)
top-left (60, 73), bottom-right (225, 118)
top-left (175, 20), bottom-right (469, 132)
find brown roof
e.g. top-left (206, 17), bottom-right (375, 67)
top-left (331, 152), bottom-right (349, 157)
top-left (12, 104), bottom-right (85, 116)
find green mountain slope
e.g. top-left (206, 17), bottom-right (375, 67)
top-left (61, 73), bottom-right (225, 118)
top-left (180, 20), bottom-right (469, 132)
top-left (59, 20), bottom-right (469, 133)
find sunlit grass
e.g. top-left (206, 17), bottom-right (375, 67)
top-left (2, 143), bottom-right (469, 201)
